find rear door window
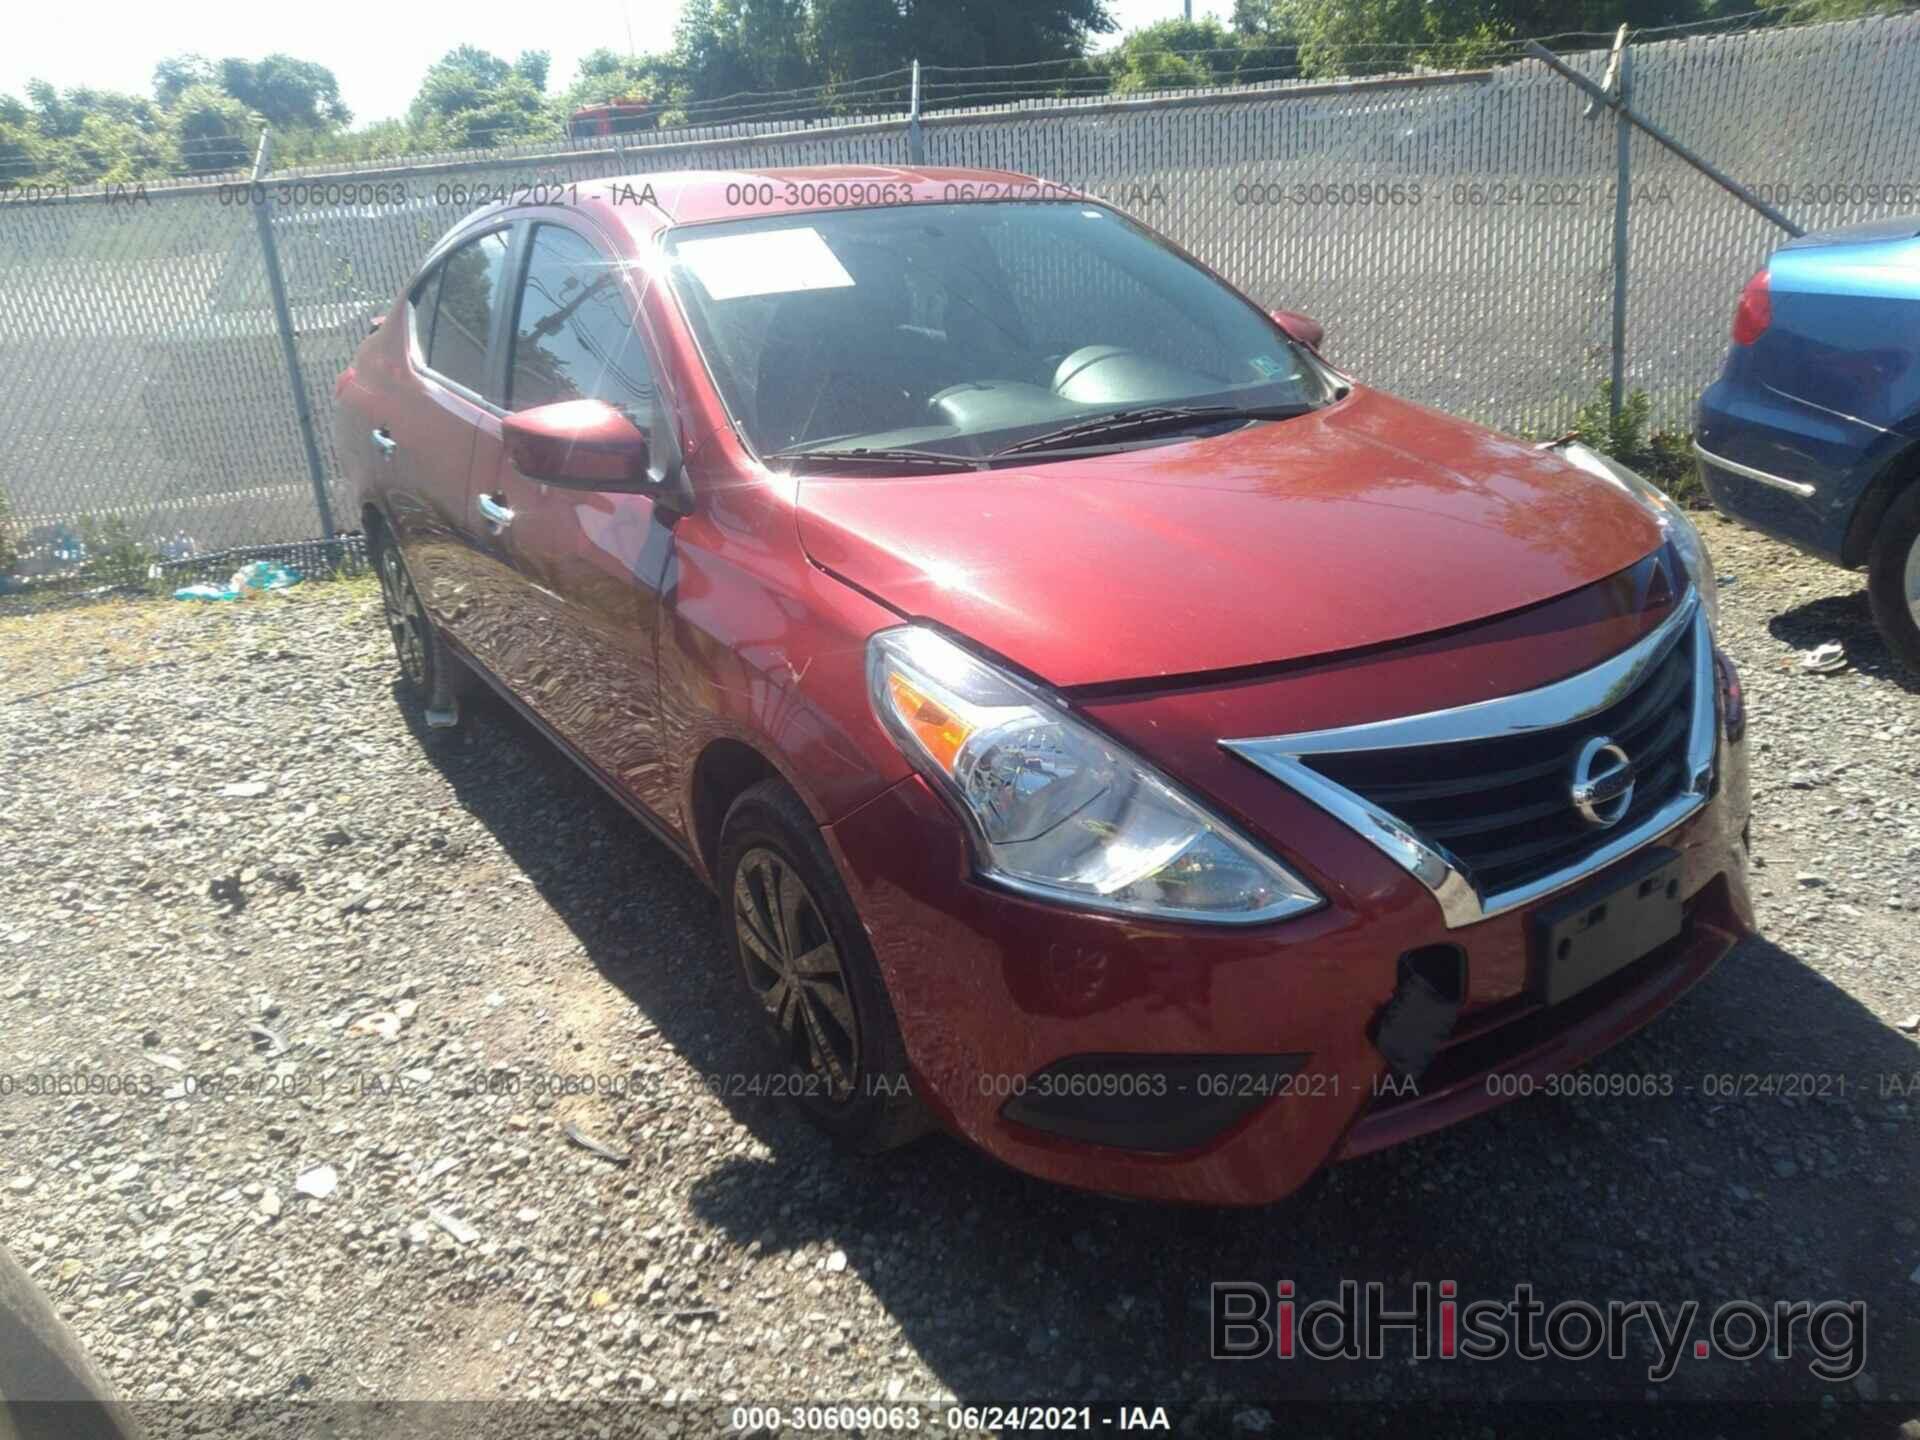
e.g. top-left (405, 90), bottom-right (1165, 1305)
top-left (424, 229), bottom-right (510, 397)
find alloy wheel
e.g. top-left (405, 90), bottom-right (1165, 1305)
top-left (379, 546), bottom-right (429, 690)
top-left (732, 846), bottom-right (860, 1101)
top-left (1906, 528), bottom-right (1920, 628)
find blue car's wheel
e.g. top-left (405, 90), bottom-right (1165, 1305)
top-left (1867, 482), bottom-right (1920, 674)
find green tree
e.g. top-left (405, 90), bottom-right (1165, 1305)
top-left (1232, 0), bottom-right (1281, 35)
top-left (409, 45), bottom-right (560, 147)
top-left (23, 79), bottom-right (83, 138)
top-left (557, 48), bottom-right (682, 130)
top-left (171, 84), bottom-right (255, 174)
top-left (1104, 18), bottom-right (1240, 93)
top-left (65, 111), bottom-right (174, 182)
top-left (658, 0), bottom-right (1116, 114)
top-left (809, 0), bottom-right (910, 86)
top-left (899, 0), bottom-right (1114, 69)
top-left (0, 98), bottom-right (52, 186)
top-left (217, 55), bottom-right (352, 129)
top-left (5, 81), bottom-right (175, 183)
top-left (409, 46), bottom-right (515, 125)
top-left (0, 53), bottom-right (354, 184)
top-left (1224, 0), bottom-right (1306, 79)
top-left (270, 116), bottom-right (420, 166)
top-left (1250, 0), bottom-right (1732, 76)
top-left (434, 77), bottom-right (557, 148)
top-left (513, 50), bottom-right (553, 93)
top-left (1763, 0), bottom-right (1913, 13)
top-left (675, 0), bottom-right (816, 102)
top-left (153, 54), bottom-right (219, 108)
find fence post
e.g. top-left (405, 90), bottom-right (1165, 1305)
top-left (1609, 46), bottom-right (1632, 425)
top-left (1525, 40), bottom-right (1804, 236)
top-left (909, 59), bottom-right (925, 164)
top-left (250, 129), bottom-right (337, 540)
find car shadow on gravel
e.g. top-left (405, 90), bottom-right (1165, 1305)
top-left (402, 686), bottom-right (1920, 1421)
top-left (685, 936), bottom-right (1920, 1415)
top-left (1766, 587), bottom-right (1920, 694)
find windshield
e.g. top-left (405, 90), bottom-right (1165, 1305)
top-left (661, 201), bottom-right (1336, 462)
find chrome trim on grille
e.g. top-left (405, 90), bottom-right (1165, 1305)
top-left (1221, 590), bottom-right (1715, 929)
top-left (1693, 441), bottom-right (1816, 499)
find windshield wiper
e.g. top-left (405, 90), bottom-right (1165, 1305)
top-left (991, 403), bottom-right (1311, 458)
top-left (763, 445), bottom-right (985, 472)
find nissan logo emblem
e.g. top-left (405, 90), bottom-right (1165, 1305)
top-left (1570, 736), bottom-right (1636, 829)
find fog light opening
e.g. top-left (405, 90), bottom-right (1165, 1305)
top-left (1370, 944), bottom-right (1465, 1081)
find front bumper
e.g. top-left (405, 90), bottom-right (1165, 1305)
top-left (824, 728), bottom-right (1753, 1207)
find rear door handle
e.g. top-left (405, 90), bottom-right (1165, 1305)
top-left (371, 428), bottom-right (396, 459)
top-left (477, 493), bottom-right (514, 528)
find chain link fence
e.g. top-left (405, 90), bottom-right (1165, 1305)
top-left (2, 12), bottom-right (1917, 600)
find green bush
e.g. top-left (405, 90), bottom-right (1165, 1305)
top-left (0, 488), bottom-right (16, 577)
top-left (77, 517), bottom-right (158, 589)
top-left (1568, 381), bottom-right (1703, 507)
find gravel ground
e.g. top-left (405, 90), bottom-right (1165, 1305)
top-left (1, 514), bottom-right (1917, 1437)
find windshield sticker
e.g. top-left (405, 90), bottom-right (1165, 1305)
top-left (1250, 354), bottom-right (1290, 379)
top-left (675, 227), bottom-right (856, 301)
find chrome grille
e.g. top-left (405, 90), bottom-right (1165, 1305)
top-left (1300, 627), bottom-right (1695, 897)
top-left (1221, 592), bottom-right (1717, 929)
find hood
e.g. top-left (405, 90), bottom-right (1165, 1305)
top-left (795, 387), bottom-right (1665, 688)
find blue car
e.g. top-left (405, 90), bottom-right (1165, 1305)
top-left (1694, 216), bottom-right (1920, 669)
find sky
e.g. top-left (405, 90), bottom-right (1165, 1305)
top-left (3, 0), bottom-right (1236, 125)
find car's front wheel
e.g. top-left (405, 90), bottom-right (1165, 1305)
top-left (716, 779), bottom-right (930, 1154)
top-left (1867, 482), bottom-right (1920, 674)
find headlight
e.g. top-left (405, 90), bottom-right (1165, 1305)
top-left (1557, 442), bottom-right (1718, 629)
top-left (867, 627), bottom-right (1322, 924)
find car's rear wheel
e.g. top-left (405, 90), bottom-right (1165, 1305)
top-left (373, 530), bottom-right (459, 724)
top-left (717, 779), bottom-right (930, 1154)
top-left (1867, 483), bottom-right (1920, 674)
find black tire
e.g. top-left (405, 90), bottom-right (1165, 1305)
top-left (372, 528), bottom-right (458, 717)
top-left (716, 779), bottom-right (931, 1154)
top-left (1867, 483), bottom-right (1920, 675)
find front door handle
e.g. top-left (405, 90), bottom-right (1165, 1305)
top-left (371, 428), bottom-right (396, 459)
top-left (477, 493), bottom-right (514, 529)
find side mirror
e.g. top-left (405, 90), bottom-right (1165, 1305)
top-left (502, 399), bottom-right (653, 491)
top-left (1270, 308), bottom-right (1324, 352)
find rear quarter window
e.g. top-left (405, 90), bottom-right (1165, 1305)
top-left (408, 269), bottom-right (442, 359)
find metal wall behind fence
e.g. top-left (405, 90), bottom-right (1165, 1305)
top-left (0, 194), bottom-right (325, 569)
top-left (1, 13), bottom-right (1917, 584)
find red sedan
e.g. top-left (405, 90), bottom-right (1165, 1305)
top-left (336, 166), bottom-right (1754, 1205)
